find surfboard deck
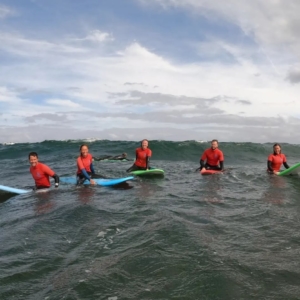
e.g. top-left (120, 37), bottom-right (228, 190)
top-left (200, 169), bottom-right (223, 175)
top-left (130, 168), bottom-right (164, 177)
top-left (278, 162), bottom-right (300, 176)
top-left (0, 185), bottom-right (30, 195)
top-left (60, 176), bottom-right (134, 186)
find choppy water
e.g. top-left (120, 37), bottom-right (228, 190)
top-left (1, 140), bottom-right (300, 299)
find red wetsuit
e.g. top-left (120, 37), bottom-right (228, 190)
top-left (30, 162), bottom-right (55, 188)
top-left (135, 148), bottom-right (152, 168)
top-left (201, 148), bottom-right (224, 167)
top-left (268, 153), bottom-right (287, 172)
top-left (77, 154), bottom-right (93, 174)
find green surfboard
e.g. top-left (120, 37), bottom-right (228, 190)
top-left (130, 168), bottom-right (164, 177)
top-left (278, 162), bottom-right (300, 176)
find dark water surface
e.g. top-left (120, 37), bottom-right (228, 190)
top-left (1, 140), bottom-right (300, 299)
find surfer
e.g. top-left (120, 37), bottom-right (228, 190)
top-left (126, 139), bottom-right (152, 172)
top-left (199, 139), bottom-right (224, 171)
top-left (267, 143), bottom-right (290, 175)
top-left (29, 152), bottom-right (59, 189)
top-left (77, 144), bottom-right (106, 185)
top-left (93, 153), bottom-right (131, 161)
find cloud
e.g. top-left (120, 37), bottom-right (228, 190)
top-left (236, 100), bottom-right (251, 105)
top-left (0, 4), bottom-right (14, 19)
top-left (46, 99), bottom-right (82, 108)
top-left (24, 113), bottom-right (67, 124)
top-left (286, 69), bottom-right (300, 84)
top-left (75, 30), bottom-right (114, 43)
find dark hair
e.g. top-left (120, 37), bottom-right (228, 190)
top-left (273, 143), bottom-right (281, 154)
top-left (79, 144), bottom-right (88, 151)
top-left (211, 139), bottom-right (218, 144)
top-left (141, 139), bottom-right (149, 147)
top-left (28, 152), bottom-right (38, 159)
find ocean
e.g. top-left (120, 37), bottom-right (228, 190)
top-left (1, 140), bottom-right (300, 300)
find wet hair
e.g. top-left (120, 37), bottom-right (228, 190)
top-left (28, 152), bottom-right (38, 159)
top-left (211, 139), bottom-right (219, 144)
top-left (122, 152), bottom-right (127, 157)
top-left (79, 144), bottom-right (88, 151)
top-left (141, 139), bottom-right (149, 147)
top-left (273, 143), bottom-right (281, 154)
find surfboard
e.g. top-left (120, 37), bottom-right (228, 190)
top-left (278, 162), bottom-right (300, 176)
top-left (200, 169), bottom-right (223, 175)
top-left (130, 168), bottom-right (164, 177)
top-left (0, 185), bottom-right (30, 195)
top-left (60, 176), bottom-right (135, 186)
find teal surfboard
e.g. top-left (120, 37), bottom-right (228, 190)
top-left (130, 168), bottom-right (164, 177)
top-left (278, 162), bottom-right (300, 176)
top-left (0, 185), bottom-right (30, 195)
top-left (60, 176), bottom-right (134, 186)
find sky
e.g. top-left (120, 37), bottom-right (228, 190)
top-left (0, 0), bottom-right (300, 143)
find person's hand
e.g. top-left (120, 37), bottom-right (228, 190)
top-left (202, 167), bottom-right (206, 172)
top-left (55, 183), bottom-right (59, 188)
top-left (274, 171), bottom-right (280, 175)
top-left (90, 179), bottom-right (96, 185)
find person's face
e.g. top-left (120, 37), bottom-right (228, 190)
top-left (274, 145), bottom-right (281, 154)
top-left (29, 155), bottom-right (38, 167)
top-left (81, 146), bottom-right (89, 157)
top-left (142, 140), bottom-right (148, 150)
top-left (211, 141), bottom-right (218, 150)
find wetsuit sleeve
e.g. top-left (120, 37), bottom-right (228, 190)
top-left (200, 159), bottom-right (205, 169)
top-left (283, 162), bottom-right (290, 169)
top-left (200, 150), bottom-right (207, 161)
top-left (90, 163), bottom-right (95, 174)
top-left (146, 156), bottom-right (150, 169)
top-left (146, 149), bottom-right (152, 169)
top-left (52, 174), bottom-right (59, 187)
top-left (219, 161), bottom-right (224, 171)
top-left (267, 161), bottom-right (274, 172)
top-left (81, 169), bottom-right (91, 180)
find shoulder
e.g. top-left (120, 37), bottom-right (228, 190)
top-left (268, 153), bottom-right (274, 160)
top-left (147, 148), bottom-right (152, 154)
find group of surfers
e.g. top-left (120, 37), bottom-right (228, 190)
top-left (29, 139), bottom-right (290, 190)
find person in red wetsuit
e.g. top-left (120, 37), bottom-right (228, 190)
top-left (77, 144), bottom-right (100, 185)
top-left (29, 152), bottom-right (59, 189)
top-left (127, 139), bottom-right (152, 172)
top-left (267, 143), bottom-right (290, 174)
top-left (200, 139), bottom-right (224, 171)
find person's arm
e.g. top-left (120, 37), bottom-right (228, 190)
top-left (90, 163), bottom-right (95, 174)
top-left (146, 156), bottom-right (150, 169)
top-left (200, 159), bottom-right (205, 170)
top-left (283, 162), bottom-right (290, 169)
top-left (267, 161), bottom-right (274, 173)
top-left (219, 161), bottom-right (224, 171)
top-left (81, 168), bottom-right (91, 180)
top-left (52, 174), bottom-right (59, 188)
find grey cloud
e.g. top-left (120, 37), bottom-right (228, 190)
top-left (286, 69), bottom-right (300, 84)
top-left (114, 91), bottom-right (220, 108)
top-left (24, 113), bottom-right (67, 123)
top-left (124, 82), bottom-right (148, 87)
top-left (235, 100), bottom-right (251, 105)
top-left (66, 87), bottom-right (82, 91)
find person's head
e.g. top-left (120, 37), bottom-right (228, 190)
top-left (211, 139), bottom-right (219, 150)
top-left (141, 139), bottom-right (149, 150)
top-left (79, 144), bottom-right (89, 157)
top-left (122, 152), bottom-right (127, 158)
top-left (28, 152), bottom-right (39, 167)
top-left (273, 143), bottom-right (281, 155)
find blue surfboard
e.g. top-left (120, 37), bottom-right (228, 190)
top-left (60, 176), bottom-right (134, 186)
top-left (0, 185), bottom-right (30, 195)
